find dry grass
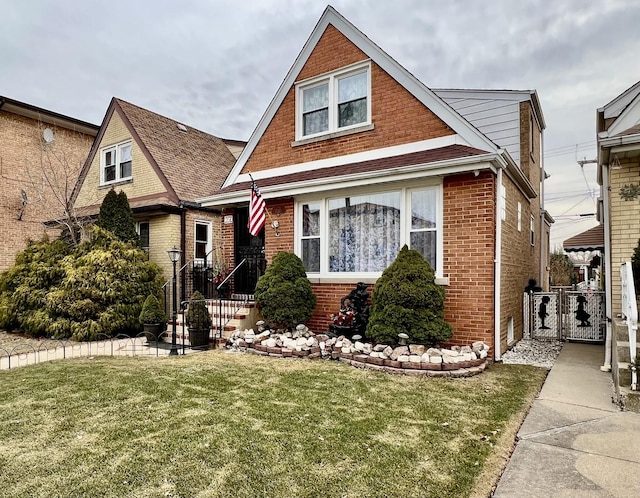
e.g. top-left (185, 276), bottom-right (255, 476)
top-left (0, 351), bottom-right (546, 497)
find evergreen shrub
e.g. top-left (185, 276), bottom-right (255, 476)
top-left (254, 252), bottom-right (316, 330)
top-left (96, 189), bottom-right (139, 244)
top-left (139, 294), bottom-right (166, 324)
top-left (366, 245), bottom-right (452, 346)
top-left (0, 227), bottom-right (163, 340)
top-left (632, 238), bottom-right (640, 292)
top-left (185, 291), bottom-right (211, 330)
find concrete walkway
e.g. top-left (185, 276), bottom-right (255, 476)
top-left (0, 338), bottom-right (199, 370)
top-left (493, 342), bottom-right (640, 498)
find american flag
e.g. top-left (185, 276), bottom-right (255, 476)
top-left (248, 178), bottom-right (266, 236)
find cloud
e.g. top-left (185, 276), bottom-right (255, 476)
top-left (2, 0), bottom-right (639, 247)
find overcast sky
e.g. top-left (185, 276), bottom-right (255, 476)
top-left (2, 0), bottom-right (639, 249)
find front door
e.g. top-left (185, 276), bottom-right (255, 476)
top-left (234, 207), bottom-right (266, 295)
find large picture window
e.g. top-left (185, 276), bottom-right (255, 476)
top-left (101, 141), bottom-right (132, 185)
top-left (296, 62), bottom-right (370, 140)
top-left (297, 185), bottom-right (441, 276)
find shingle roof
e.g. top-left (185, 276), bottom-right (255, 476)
top-left (115, 99), bottom-right (237, 202)
top-left (563, 224), bottom-right (604, 252)
top-left (219, 144), bottom-right (487, 194)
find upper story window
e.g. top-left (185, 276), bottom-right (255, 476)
top-left (101, 141), bottom-right (132, 185)
top-left (296, 62), bottom-right (371, 141)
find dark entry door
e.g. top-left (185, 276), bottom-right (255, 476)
top-left (234, 207), bottom-right (266, 294)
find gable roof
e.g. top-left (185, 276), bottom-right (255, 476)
top-left (599, 80), bottom-right (640, 122)
top-left (222, 5), bottom-right (499, 189)
top-left (563, 224), bottom-right (604, 252)
top-left (75, 98), bottom-right (237, 206)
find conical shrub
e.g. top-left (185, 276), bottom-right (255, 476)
top-left (366, 245), bottom-right (452, 346)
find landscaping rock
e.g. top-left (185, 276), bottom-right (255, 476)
top-left (391, 346), bottom-right (409, 360)
top-left (409, 354), bottom-right (422, 363)
top-left (409, 344), bottom-right (425, 356)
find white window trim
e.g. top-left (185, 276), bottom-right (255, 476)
top-left (500, 184), bottom-right (507, 221)
top-left (137, 221), bottom-right (150, 251)
top-left (517, 202), bottom-right (522, 231)
top-left (294, 180), bottom-right (443, 279)
top-left (100, 140), bottom-right (132, 186)
top-left (295, 61), bottom-right (372, 142)
top-left (194, 220), bottom-right (212, 261)
top-left (530, 215), bottom-right (535, 246)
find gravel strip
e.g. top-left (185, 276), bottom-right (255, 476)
top-left (500, 339), bottom-right (563, 370)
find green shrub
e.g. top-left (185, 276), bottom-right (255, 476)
top-left (254, 252), bottom-right (316, 330)
top-left (96, 189), bottom-right (139, 244)
top-left (0, 237), bottom-right (71, 331)
top-left (185, 291), bottom-right (211, 330)
top-left (139, 294), bottom-right (166, 324)
top-left (0, 227), bottom-right (163, 340)
top-left (366, 245), bottom-right (452, 346)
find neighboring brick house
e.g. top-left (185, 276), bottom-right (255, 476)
top-left (71, 98), bottom-right (241, 296)
top-left (597, 81), bottom-right (640, 316)
top-left (0, 96), bottom-right (98, 272)
top-left (198, 6), bottom-right (551, 360)
top-left (597, 81), bottom-right (640, 398)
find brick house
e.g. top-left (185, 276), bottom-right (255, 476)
top-left (198, 6), bottom-right (551, 360)
top-left (0, 96), bottom-right (98, 272)
top-left (71, 98), bottom-right (241, 297)
top-left (596, 80), bottom-right (640, 400)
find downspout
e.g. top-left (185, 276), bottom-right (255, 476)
top-left (539, 130), bottom-right (546, 287)
top-left (180, 206), bottom-right (187, 305)
top-left (494, 168), bottom-right (503, 361)
top-left (602, 163), bottom-right (613, 371)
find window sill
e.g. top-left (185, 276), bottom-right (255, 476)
top-left (306, 275), bottom-right (449, 286)
top-left (292, 123), bottom-right (374, 148)
top-left (99, 178), bottom-right (133, 189)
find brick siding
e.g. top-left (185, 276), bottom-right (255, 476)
top-left (0, 110), bottom-right (94, 271)
top-left (242, 25), bottom-right (453, 173)
top-left (609, 156), bottom-right (640, 315)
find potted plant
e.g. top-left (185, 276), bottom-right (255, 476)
top-left (186, 291), bottom-right (211, 348)
top-left (139, 294), bottom-right (166, 341)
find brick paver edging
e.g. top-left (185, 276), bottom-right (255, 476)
top-left (245, 343), bottom-right (488, 377)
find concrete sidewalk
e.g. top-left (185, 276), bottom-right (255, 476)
top-left (493, 343), bottom-right (640, 497)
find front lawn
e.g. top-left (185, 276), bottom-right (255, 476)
top-left (0, 352), bottom-right (546, 497)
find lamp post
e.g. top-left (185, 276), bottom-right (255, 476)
top-left (167, 246), bottom-right (181, 356)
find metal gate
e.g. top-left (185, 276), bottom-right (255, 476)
top-left (524, 289), bottom-right (605, 342)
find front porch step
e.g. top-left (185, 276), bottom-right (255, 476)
top-left (616, 341), bottom-right (640, 363)
top-left (164, 300), bottom-right (259, 342)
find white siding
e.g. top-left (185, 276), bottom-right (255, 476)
top-left (434, 89), bottom-right (528, 166)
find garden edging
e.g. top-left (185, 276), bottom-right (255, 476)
top-left (228, 327), bottom-right (489, 378)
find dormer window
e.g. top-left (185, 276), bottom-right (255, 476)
top-left (101, 141), bottom-right (132, 185)
top-left (296, 62), bottom-right (371, 141)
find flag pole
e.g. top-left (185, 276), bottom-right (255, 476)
top-left (248, 173), bottom-right (280, 237)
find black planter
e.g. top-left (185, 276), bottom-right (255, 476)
top-left (143, 323), bottom-right (164, 341)
top-left (188, 327), bottom-right (210, 348)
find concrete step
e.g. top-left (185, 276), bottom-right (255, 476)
top-left (617, 363), bottom-right (632, 387)
top-left (616, 341), bottom-right (640, 363)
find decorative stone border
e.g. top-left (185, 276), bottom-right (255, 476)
top-left (228, 327), bottom-right (489, 378)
